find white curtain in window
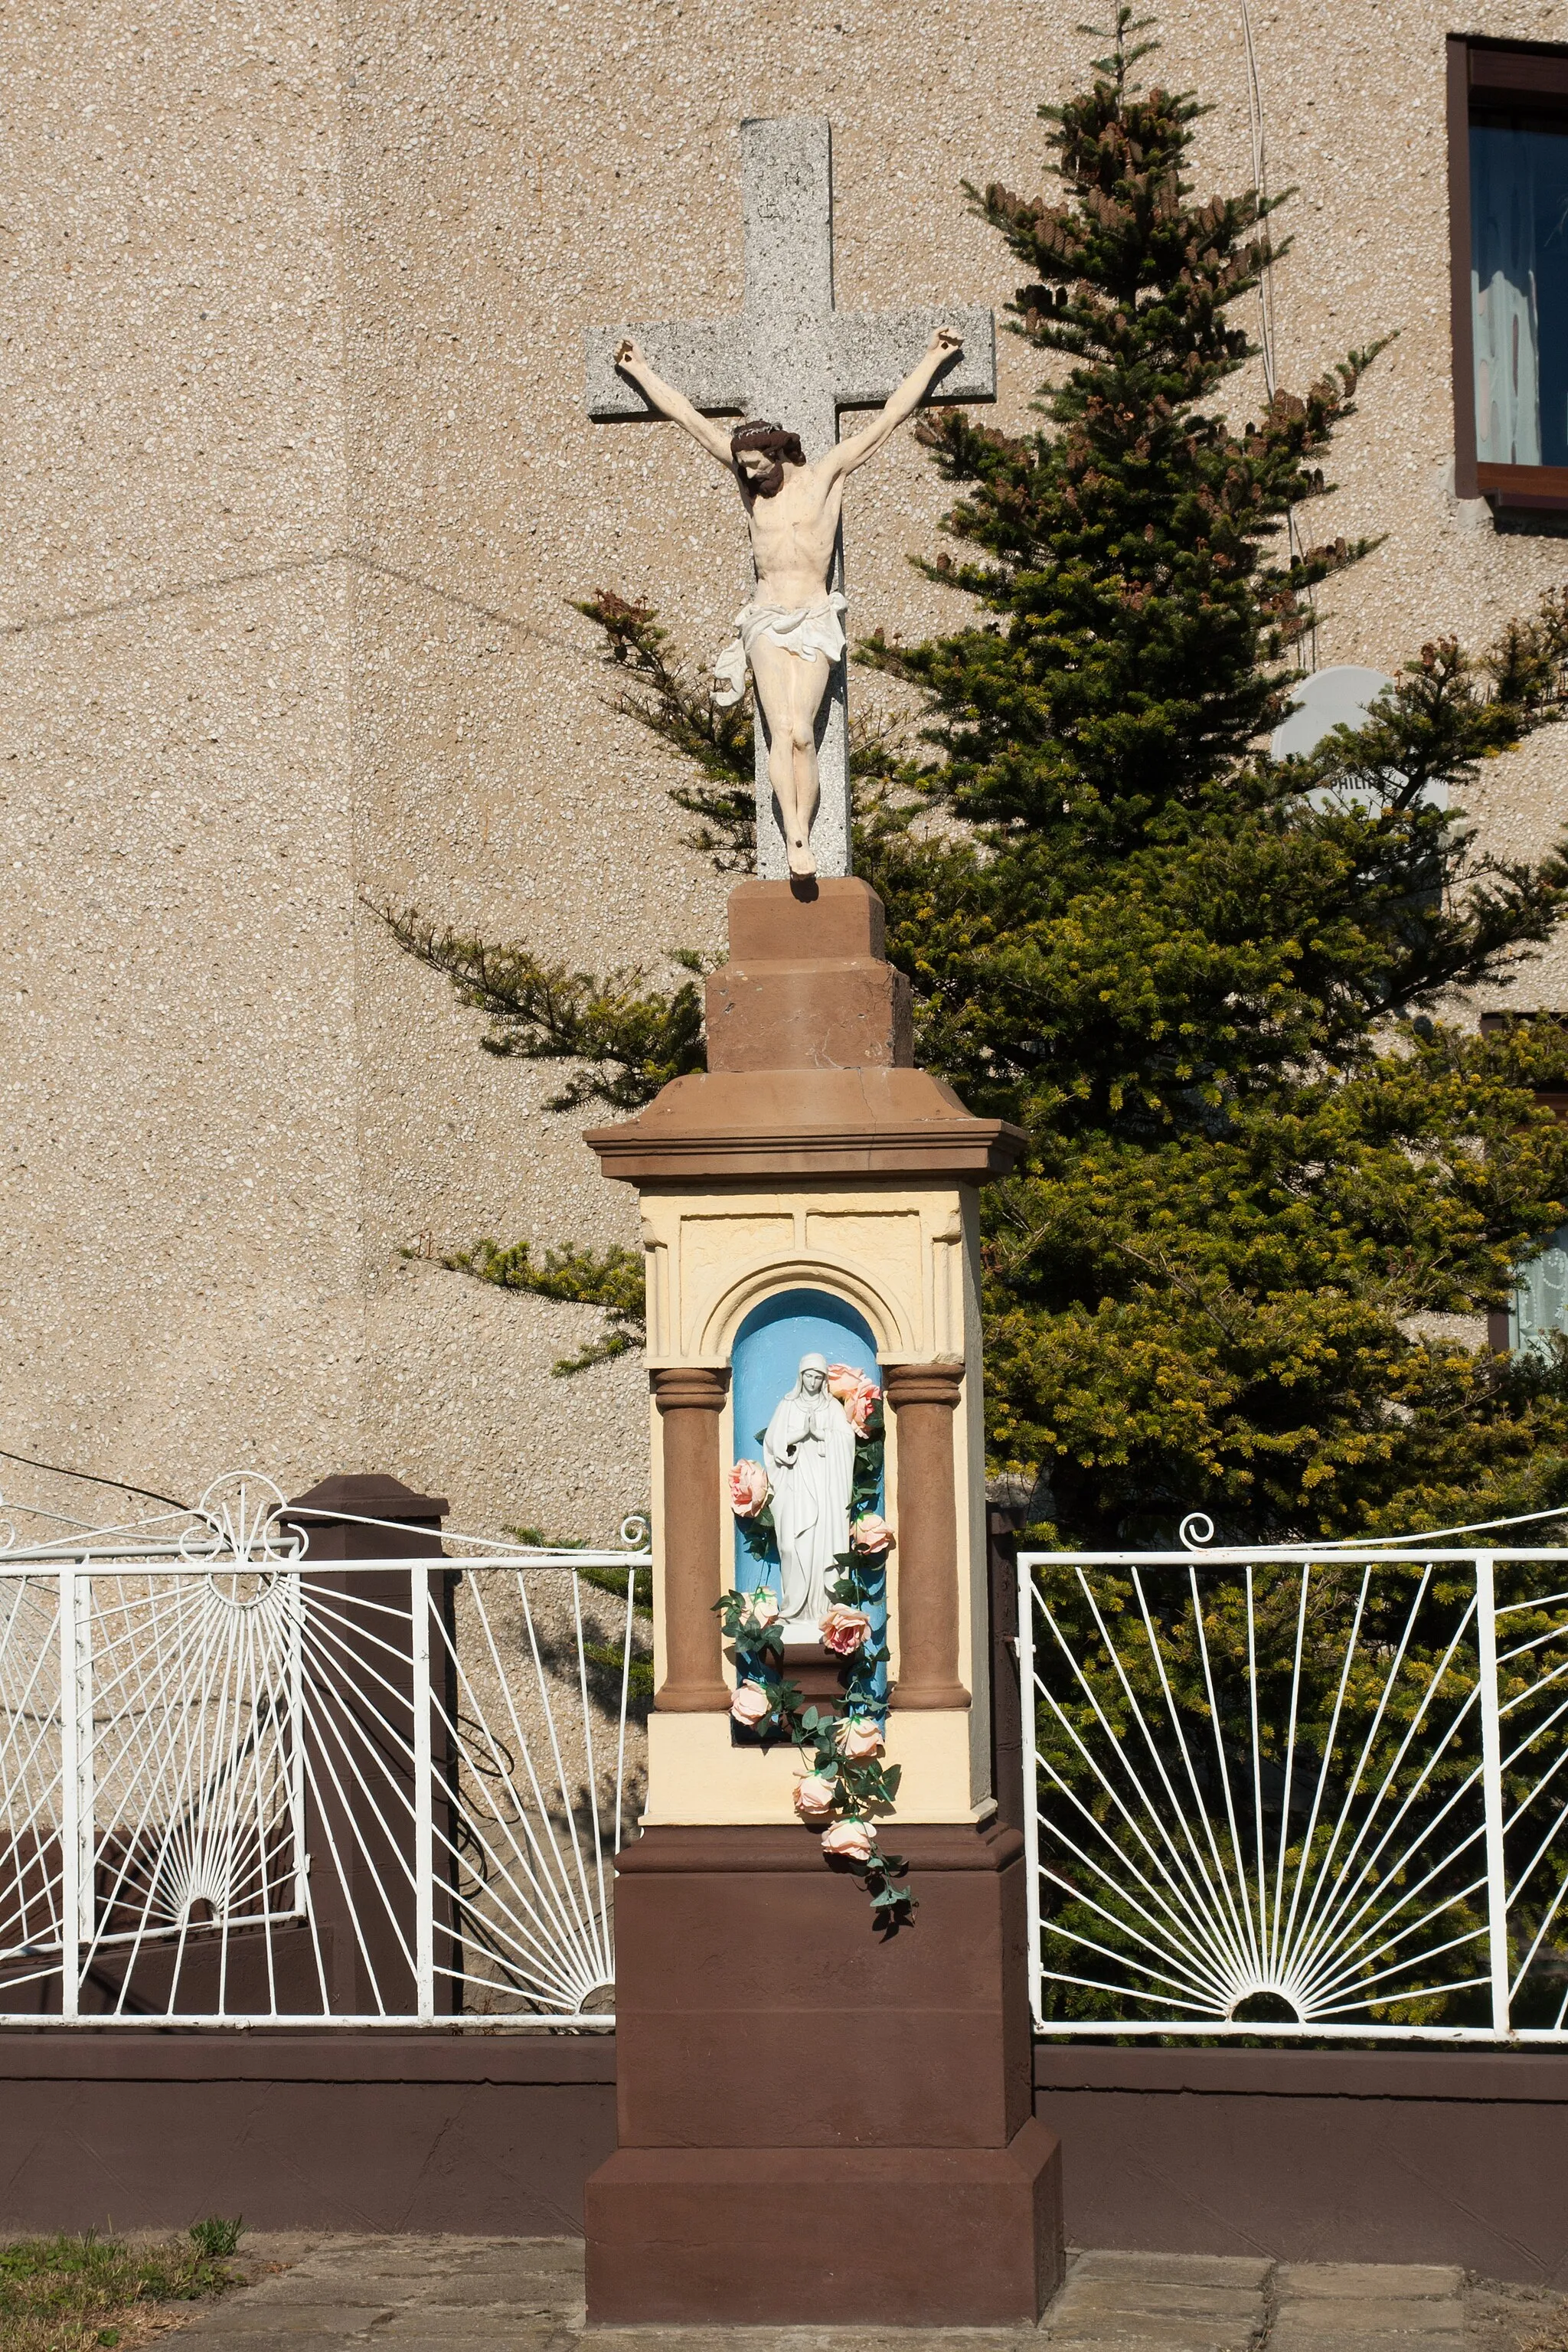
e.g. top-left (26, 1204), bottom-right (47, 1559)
top-left (1472, 126), bottom-right (1543, 466)
top-left (1512, 1227), bottom-right (1568, 1358)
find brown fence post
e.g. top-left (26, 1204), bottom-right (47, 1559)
top-left (284, 1472), bottom-right (452, 2017)
top-left (987, 1506), bottom-right (1025, 1835)
top-left (885, 1360), bottom-right (969, 1709)
top-left (651, 1367), bottom-right (731, 1712)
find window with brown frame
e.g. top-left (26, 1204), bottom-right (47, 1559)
top-left (1449, 35), bottom-right (1568, 511)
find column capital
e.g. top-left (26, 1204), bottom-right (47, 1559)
top-left (652, 1364), bottom-right (731, 1415)
top-left (884, 1359), bottom-right (965, 1411)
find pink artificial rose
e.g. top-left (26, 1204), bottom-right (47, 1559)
top-left (838, 1716), bottom-right (884, 1762)
top-left (851, 1512), bottom-right (893, 1555)
top-left (730, 1679), bottom-right (773, 1729)
top-left (844, 1384), bottom-right (880, 1436)
top-left (744, 1586), bottom-right (779, 1628)
top-left (728, 1459), bottom-right (769, 1518)
top-left (819, 1603), bottom-right (873, 1658)
top-left (793, 1773), bottom-right (837, 1826)
top-left (826, 1364), bottom-right (880, 1435)
top-left (821, 1818), bottom-right (875, 1864)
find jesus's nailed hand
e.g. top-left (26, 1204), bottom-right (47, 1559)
top-left (615, 337), bottom-right (645, 370)
top-left (928, 325), bottom-right (963, 356)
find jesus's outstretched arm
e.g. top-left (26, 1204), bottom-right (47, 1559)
top-left (827, 327), bottom-right (963, 480)
top-left (614, 338), bottom-right (736, 469)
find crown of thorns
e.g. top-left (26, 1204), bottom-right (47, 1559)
top-left (730, 420), bottom-right (806, 466)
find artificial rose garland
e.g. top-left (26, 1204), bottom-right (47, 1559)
top-left (717, 1368), bottom-right (914, 1923)
top-left (730, 1677), bottom-right (773, 1729)
top-left (792, 1773), bottom-right (838, 1825)
top-left (826, 1364), bottom-right (880, 1436)
top-left (715, 1568), bottom-right (912, 1919)
top-left (820, 1818), bottom-right (876, 1863)
top-left (838, 1716), bottom-right (884, 1763)
top-left (820, 1602), bottom-right (874, 1657)
top-left (729, 1459), bottom-right (770, 1517)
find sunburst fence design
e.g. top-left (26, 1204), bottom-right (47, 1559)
top-left (0, 1475), bottom-right (649, 2026)
top-left (1019, 1540), bottom-right (1568, 2041)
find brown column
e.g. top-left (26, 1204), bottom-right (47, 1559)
top-left (652, 1364), bottom-right (731, 1712)
top-left (885, 1360), bottom-right (969, 1710)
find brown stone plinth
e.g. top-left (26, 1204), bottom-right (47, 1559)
top-left (586, 1063), bottom-right (1023, 1183)
top-left (585, 2122), bottom-right (1062, 2325)
top-left (585, 878), bottom-right (1026, 1186)
top-left (705, 877), bottom-right (914, 1073)
top-left (584, 1818), bottom-right (1063, 2325)
top-left (779, 1638), bottom-right (850, 1708)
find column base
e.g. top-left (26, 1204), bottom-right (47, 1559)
top-left (585, 2117), bottom-right (1063, 2326)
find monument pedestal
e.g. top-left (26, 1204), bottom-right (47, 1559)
top-left (583, 879), bottom-right (1061, 2325)
top-left (586, 1821), bottom-right (1060, 2325)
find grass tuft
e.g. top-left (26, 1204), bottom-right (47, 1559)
top-left (182, 2222), bottom-right (242, 2264)
top-left (0, 2220), bottom-right (243, 2352)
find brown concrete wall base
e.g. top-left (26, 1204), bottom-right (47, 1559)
top-left (1033, 2045), bottom-right (1568, 2285)
top-left (0, 2032), bottom-right (615, 2236)
top-left (585, 2118), bottom-right (1063, 2325)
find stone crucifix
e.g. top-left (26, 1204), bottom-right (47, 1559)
top-left (585, 116), bottom-right (996, 880)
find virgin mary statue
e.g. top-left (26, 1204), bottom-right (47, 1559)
top-left (763, 1352), bottom-right (858, 1642)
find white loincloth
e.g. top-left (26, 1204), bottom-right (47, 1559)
top-left (711, 592), bottom-right (848, 708)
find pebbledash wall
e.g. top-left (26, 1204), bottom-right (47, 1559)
top-left (4, 0), bottom-right (1568, 1538)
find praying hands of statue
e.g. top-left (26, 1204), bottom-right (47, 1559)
top-left (612, 327), bottom-right (963, 877)
top-left (771, 1367), bottom-right (836, 1472)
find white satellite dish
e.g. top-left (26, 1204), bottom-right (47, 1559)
top-left (1271, 665), bottom-right (1446, 812)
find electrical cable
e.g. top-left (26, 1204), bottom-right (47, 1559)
top-left (1238, 0), bottom-right (1318, 672)
top-left (0, 1444), bottom-right (188, 1512)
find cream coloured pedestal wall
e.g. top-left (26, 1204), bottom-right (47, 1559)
top-left (638, 1177), bottom-right (991, 1826)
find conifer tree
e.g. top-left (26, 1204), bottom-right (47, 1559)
top-left (384, 11), bottom-right (1568, 1546)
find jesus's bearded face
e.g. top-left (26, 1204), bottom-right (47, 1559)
top-left (730, 421), bottom-right (805, 498)
top-left (736, 446), bottom-right (786, 495)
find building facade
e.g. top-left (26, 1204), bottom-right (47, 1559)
top-left (3, 0), bottom-right (1566, 1537)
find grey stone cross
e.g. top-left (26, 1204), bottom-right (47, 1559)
top-left (586, 116), bottom-right (995, 880)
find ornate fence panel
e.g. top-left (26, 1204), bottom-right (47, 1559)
top-left (0, 1476), bottom-right (648, 2027)
top-left (1018, 1541), bottom-right (1568, 2043)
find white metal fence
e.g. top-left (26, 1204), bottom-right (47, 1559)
top-left (18, 1473), bottom-right (1567, 2049)
top-left (0, 1475), bottom-right (648, 2027)
top-left (1020, 1540), bottom-right (1568, 2043)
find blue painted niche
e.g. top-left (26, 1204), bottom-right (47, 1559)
top-left (730, 1289), bottom-right (887, 1700)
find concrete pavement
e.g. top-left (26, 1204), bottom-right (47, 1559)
top-left (161, 2236), bottom-right (1567, 2350)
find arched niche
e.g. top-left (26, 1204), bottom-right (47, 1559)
top-left (728, 1286), bottom-right (886, 1643)
top-left (698, 1252), bottom-right (913, 1361)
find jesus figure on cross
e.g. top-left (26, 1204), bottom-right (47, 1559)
top-left (613, 327), bottom-right (963, 878)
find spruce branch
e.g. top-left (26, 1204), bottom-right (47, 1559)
top-left (369, 901), bottom-right (707, 1112)
top-left (438, 1237), bottom-right (647, 1374)
top-left (573, 591), bottom-right (756, 871)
